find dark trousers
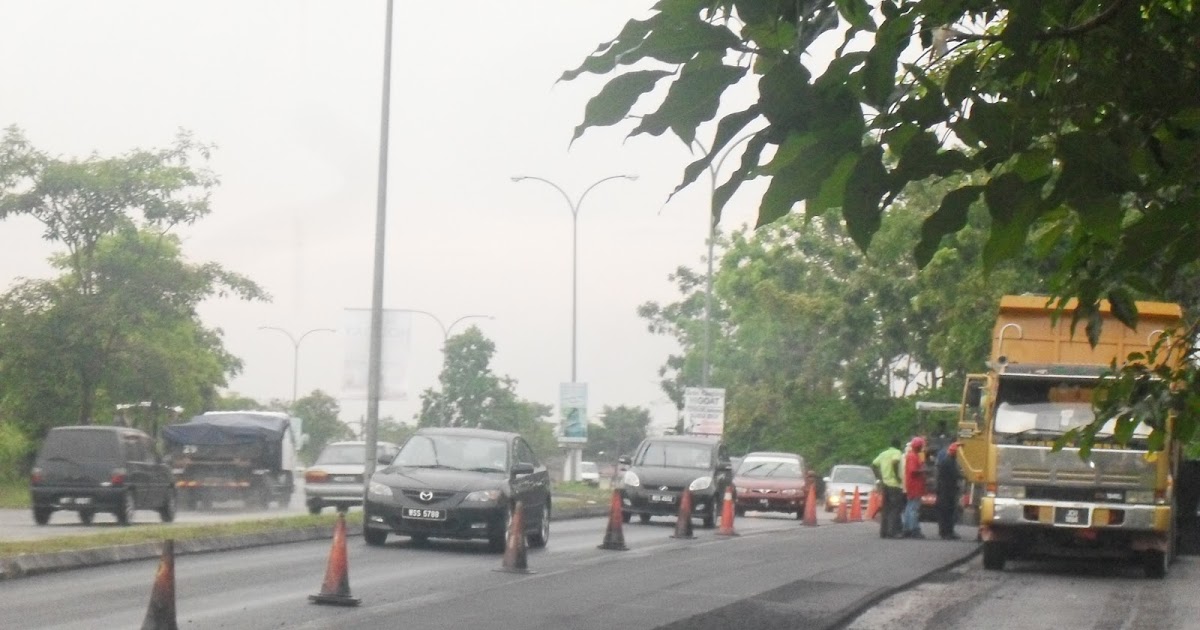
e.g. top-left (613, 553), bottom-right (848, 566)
top-left (936, 489), bottom-right (958, 537)
top-left (880, 486), bottom-right (905, 538)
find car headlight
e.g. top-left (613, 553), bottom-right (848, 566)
top-left (735, 486), bottom-right (747, 494)
top-left (464, 489), bottom-right (502, 502)
top-left (367, 481), bottom-right (393, 498)
top-left (1125, 490), bottom-right (1155, 504)
top-left (623, 471), bottom-right (640, 488)
top-left (995, 485), bottom-right (1025, 499)
top-left (689, 476), bottom-right (712, 492)
top-left (781, 488), bottom-right (799, 496)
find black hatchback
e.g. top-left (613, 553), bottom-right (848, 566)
top-left (619, 434), bottom-right (733, 528)
top-left (30, 426), bottom-right (176, 526)
top-left (363, 428), bottom-right (551, 551)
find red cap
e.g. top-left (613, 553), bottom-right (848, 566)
top-left (911, 436), bottom-right (925, 449)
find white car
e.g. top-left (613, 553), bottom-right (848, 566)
top-left (579, 461), bottom-right (601, 486)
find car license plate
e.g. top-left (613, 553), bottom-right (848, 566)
top-left (1054, 506), bottom-right (1090, 527)
top-left (404, 508), bottom-right (445, 520)
top-left (760, 499), bottom-right (770, 505)
top-left (59, 497), bottom-right (91, 505)
top-left (651, 494), bottom-right (674, 503)
top-left (333, 476), bottom-right (356, 483)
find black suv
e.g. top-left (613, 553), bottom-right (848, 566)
top-left (363, 428), bottom-right (551, 551)
top-left (30, 426), bottom-right (176, 526)
top-left (619, 434), bottom-right (733, 528)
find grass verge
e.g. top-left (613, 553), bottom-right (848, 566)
top-left (0, 479), bottom-right (29, 509)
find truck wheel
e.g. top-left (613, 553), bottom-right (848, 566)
top-left (79, 510), bottom-right (94, 525)
top-left (982, 541), bottom-right (1006, 571)
top-left (1144, 550), bottom-right (1168, 579)
top-left (33, 508), bottom-right (52, 525)
top-left (621, 511), bottom-right (631, 524)
top-left (307, 500), bottom-right (323, 515)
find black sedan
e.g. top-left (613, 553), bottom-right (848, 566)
top-left (363, 428), bottom-right (551, 551)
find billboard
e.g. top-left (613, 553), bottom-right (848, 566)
top-left (684, 387), bottom-right (725, 435)
top-left (341, 308), bottom-right (411, 401)
top-left (559, 382), bottom-right (588, 444)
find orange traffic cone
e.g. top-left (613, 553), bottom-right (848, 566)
top-left (716, 487), bottom-right (739, 536)
top-left (834, 490), bottom-right (849, 523)
top-left (598, 488), bottom-right (629, 551)
top-left (496, 500), bottom-right (534, 574)
top-left (802, 482), bottom-right (818, 527)
top-left (850, 486), bottom-right (864, 522)
top-left (866, 488), bottom-right (882, 521)
top-left (671, 489), bottom-right (695, 539)
top-left (309, 512), bottom-right (361, 606)
top-left (140, 539), bottom-right (178, 630)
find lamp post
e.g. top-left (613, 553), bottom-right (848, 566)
top-left (258, 326), bottom-right (336, 404)
top-left (510, 174), bottom-right (637, 383)
top-left (397, 310), bottom-right (492, 427)
top-left (690, 133), bottom-right (758, 388)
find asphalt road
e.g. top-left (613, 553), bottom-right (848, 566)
top-left (0, 513), bottom-right (978, 630)
top-left (846, 552), bottom-right (1200, 629)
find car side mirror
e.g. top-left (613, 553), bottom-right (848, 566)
top-left (617, 455), bottom-right (631, 466)
top-left (717, 462), bottom-right (731, 472)
top-left (512, 462), bottom-right (535, 476)
top-left (377, 454), bottom-right (394, 465)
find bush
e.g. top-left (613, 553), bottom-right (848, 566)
top-left (0, 422), bottom-right (33, 482)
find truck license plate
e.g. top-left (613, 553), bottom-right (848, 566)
top-left (1054, 507), bottom-right (1090, 527)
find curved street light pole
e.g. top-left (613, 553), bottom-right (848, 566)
top-left (258, 326), bottom-right (336, 404)
top-left (691, 132), bottom-right (759, 388)
top-left (510, 174), bottom-right (637, 383)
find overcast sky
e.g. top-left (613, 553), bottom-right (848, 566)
top-left (0, 0), bottom-right (773, 434)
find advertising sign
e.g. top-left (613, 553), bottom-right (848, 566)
top-left (559, 382), bottom-right (588, 444)
top-left (342, 308), bottom-right (411, 401)
top-left (684, 387), bottom-right (725, 436)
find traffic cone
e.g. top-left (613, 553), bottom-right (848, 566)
top-left (834, 490), bottom-right (849, 523)
top-left (716, 487), bottom-right (739, 537)
top-left (598, 488), bottom-right (629, 551)
top-left (140, 539), bottom-right (178, 630)
top-left (850, 486), bottom-right (864, 522)
top-left (309, 511), bottom-right (361, 606)
top-left (496, 500), bottom-right (534, 574)
top-left (866, 488), bottom-right (882, 521)
top-left (802, 482), bottom-right (818, 527)
top-left (671, 489), bottom-right (695, 539)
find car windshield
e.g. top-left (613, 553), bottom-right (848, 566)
top-left (316, 444), bottom-right (371, 465)
top-left (393, 434), bottom-right (509, 472)
top-left (737, 459), bottom-right (803, 479)
top-left (39, 431), bottom-right (120, 463)
top-left (636, 442), bottom-right (713, 469)
top-left (831, 467), bottom-right (875, 484)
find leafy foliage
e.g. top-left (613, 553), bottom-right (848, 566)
top-left (584, 405), bottom-right (651, 461)
top-left (292, 390), bottom-right (353, 465)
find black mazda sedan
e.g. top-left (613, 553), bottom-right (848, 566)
top-left (363, 428), bottom-right (551, 551)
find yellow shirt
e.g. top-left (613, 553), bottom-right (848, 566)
top-left (873, 446), bottom-right (903, 488)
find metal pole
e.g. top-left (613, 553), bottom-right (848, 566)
top-left (365, 0), bottom-right (394, 486)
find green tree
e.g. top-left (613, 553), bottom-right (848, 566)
top-left (292, 390), bottom-right (353, 465)
top-left (585, 405), bottom-right (651, 462)
top-left (417, 327), bottom-right (558, 456)
top-left (0, 129), bottom-right (265, 435)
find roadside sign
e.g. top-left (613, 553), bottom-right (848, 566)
top-left (684, 387), bottom-right (725, 436)
top-left (559, 382), bottom-right (588, 444)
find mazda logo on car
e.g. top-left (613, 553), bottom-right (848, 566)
top-left (419, 491), bottom-right (433, 502)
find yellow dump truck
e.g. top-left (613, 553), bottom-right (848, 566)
top-left (956, 295), bottom-right (1184, 577)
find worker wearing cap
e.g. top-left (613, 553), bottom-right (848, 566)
top-left (902, 436), bottom-right (927, 538)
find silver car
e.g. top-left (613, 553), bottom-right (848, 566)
top-left (305, 441), bottom-right (399, 514)
top-left (823, 464), bottom-right (877, 513)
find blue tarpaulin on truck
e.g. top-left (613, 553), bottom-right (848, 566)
top-left (162, 413), bottom-right (291, 446)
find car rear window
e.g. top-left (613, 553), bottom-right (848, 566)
top-left (316, 444), bottom-right (367, 465)
top-left (39, 430), bottom-right (121, 463)
top-left (636, 442), bottom-right (713, 469)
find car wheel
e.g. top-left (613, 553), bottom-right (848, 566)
top-left (364, 527), bottom-right (388, 546)
top-left (639, 513), bottom-right (652, 524)
top-left (735, 506), bottom-right (746, 518)
top-left (116, 491), bottom-right (135, 526)
top-left (79, 510), bottom-right (94, 525)
top-left (488, 504), bottom-right (513, 552)
top-left (982, 541), bottom-right (1006, 571)
top-left (409, 534), bottom-right (429, 546)
top-left (528, 503), bottom-right (550, 548)
top-left (33, 508), bottom-right (52, 525)
top-left (702, 499), bottom-right (717, 529)
top-left (307, 500), bottom-right (322, 515)
top-left (159, 490), bottom-right (177, 523)
top-left (621, 511), bottom-right (632, 524)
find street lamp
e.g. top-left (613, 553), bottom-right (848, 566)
top-left (258, 326), bottom-right (336, 404)
top-left (510, 174), bottom-right (637, 383)
top-left (689, 133), bottom-right (759, 387)
top-left (397, 310), bottom-right (493, 427)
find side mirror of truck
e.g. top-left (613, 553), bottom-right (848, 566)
top-left (966, 383), bottom-right (982, 408)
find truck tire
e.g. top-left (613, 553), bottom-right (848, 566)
top-left (33, 508), bottom-right (52, 525)
top-left (982, 541), bottom-right (1006, 571)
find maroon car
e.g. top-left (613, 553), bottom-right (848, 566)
top-left (732, 452), bottom-right (807, 519)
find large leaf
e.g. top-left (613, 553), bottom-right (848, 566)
top-left (860, 11), bottom-right (915, 109)
top-left (560, 18), bottom-right (656, 82)
top-left (669, 105), bottom-right (762, 203)
top-left (982, 172), bottom-right (1044, 271)
top-left (713, 133), bottom-right (770, 224)
top-left (758, 58), bottom-right (813, 131)
top-left (915, 185), bottom-right (983, 268)
top-left (841, 144), bottom-right (890, 250)
top-left (572, 70), bottom-right (672, 143)
top-left (631, 59), bottom-right (747, 143)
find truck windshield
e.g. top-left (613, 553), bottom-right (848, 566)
top-left (993, 378), bottom-right (1150, 441)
